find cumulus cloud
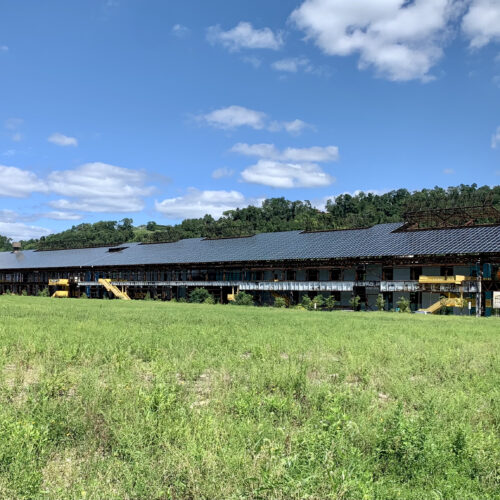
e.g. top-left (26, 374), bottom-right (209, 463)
top-left (271, 57), bottom-right (312, 73)
top-left (211, 167), bottom-right (235, 179)
top-left (290, 0), bottom-right (461, 81)
top-left (43, 211), bottom-right (83, 221)
top-left (201, 105), bottom-right (267, 130)
top-left (155, 188), bottom-right (249, 219)
top-left (231, 143), bottom-right (339, 162)
top-left (199, 105), bottom-right (310, 135)
top-left (47, 162), bottom-right (154, 213)
top-left (0, 222), bottom-right (52, 241)
top-left (0, 165), bottom-right (47, 198)
top-left (491, 126), bottom-right (500, 148)
top-left (172, 24), bottom-right (191, 38)
top-left (462, 0), bottom-right (500, 48)
top-left (233, 142), bottom-right (338, 189)
top-left (207, 22), bottom-right (283, 51)
top-left (241, 160), bottom-right (334, 188)
top-left (48, 132), bottom-right (78, 147)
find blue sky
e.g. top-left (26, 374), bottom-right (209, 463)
top-left (0, 0), bottom-right (499, 240)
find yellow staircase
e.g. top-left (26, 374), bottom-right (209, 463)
top-left (420, 297), bottom-right (462, 314)
top-left (51, 290), bottom-right (69, 298)
top-left (98, 279), bottom-right (131, 300)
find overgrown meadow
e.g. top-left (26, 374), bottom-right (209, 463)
top-left (0, 296), bottom-right (498, 499)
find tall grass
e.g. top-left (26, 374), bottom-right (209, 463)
top-left (0, 296), bottom-right (498, 499)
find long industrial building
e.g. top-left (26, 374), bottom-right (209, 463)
top-left (1, 221), bottom-right (499, 315)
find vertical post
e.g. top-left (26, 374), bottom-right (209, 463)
top-left (476, 259), bottom-right (482, 318)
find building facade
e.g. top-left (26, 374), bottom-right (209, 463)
top-left (1, 223), bottom-right (499, 315)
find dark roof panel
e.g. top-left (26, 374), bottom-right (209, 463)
top-left (0, 223), bottom-right (499, 270)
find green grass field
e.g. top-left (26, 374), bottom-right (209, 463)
top-left (0, 296), bottom-right (498, 499)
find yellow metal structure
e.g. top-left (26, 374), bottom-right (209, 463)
top-left (51, 290), bottom-right (69, 298)
top-left (98, 279), bottom-right (131, 300)
top-left (49, 278), bottom-right (70, 298)
top-left (418, 275), bottom-right (466, 285)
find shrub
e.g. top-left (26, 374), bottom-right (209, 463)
top-left (189, 287), bottom-right (211, 303)
top-left (37, 288), bottom-right (49, 297)
top-left (178, 297), bottom-right (187, 303)
top-left (233, 291), bottom-right (254, 306)
top-left (312, 294), bottom-right (325, 310)
top-left (301, 295), bottom-right (313, 310)
top-left (80, 293), bottom-right (88, 299)
top-left (204, 295), bottom-right (216, 305)
top-left (376, 294), bottom-right (385, 311)
top-left (144, 292), bottom-right (152, 301)
top-left (21, 289), bottom-right (27, 296)
top-left (349, 295), bottom-right (361, 311)
top-left (396, 296), bottom-right (410, 313)
top-left (273, 297), bottom-right (286, 308)
top-left (325, 295), bottom-right (336, 311)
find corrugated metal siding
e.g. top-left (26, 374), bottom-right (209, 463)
top-left (0, 223), bottom-right (499, 271)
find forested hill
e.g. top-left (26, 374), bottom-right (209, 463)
top-left (1, 184), bottom-right (499, 251)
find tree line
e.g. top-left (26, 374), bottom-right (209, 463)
top-left (1, 184), bottom-right (498, 251)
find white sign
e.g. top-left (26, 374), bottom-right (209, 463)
top-left (493, 292), bottom-right (500, 309)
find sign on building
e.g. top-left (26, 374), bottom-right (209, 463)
top-left (493, 291), bottom-right (500, 309)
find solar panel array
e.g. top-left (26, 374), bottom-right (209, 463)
top-left (0, 223), bottom-right (499, 270)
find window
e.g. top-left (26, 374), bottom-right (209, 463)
top-left (330, 268), bottom-right (342, 280)
top-left (440, 266), bottom-right (453, 277)
top-left (306, 269), bottom-right (319, 281)
top-left (382, 268), bottom-right (393, 280)
top-left (410, 267), bottom-right (422, 280)
top-left (286, 270), bottom-right (296, 281)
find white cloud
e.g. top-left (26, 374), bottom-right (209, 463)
top-left (4, 118), bottom-right (23, 130)
top-left (201, 105), bottom-right (267, 130)
top-left (48, 132), bottom-right (78, 147)
top-left (207, 22), bottom-right (284, 51)
top-left (231, 143), bottom-right (339, 162)
top-left (48, 162), bottom-right (154, 213)
top-left (443, 168), bottom-right (455, 174)
top-left (199, 105), bottom-right (310, 135)
top-left (172, 24), bottom-right (191, 38)
top-left (0, 165), bottom-right (47, 198)
top-left (491, 126), bottom-right (500, 148)
top-left (5, 118), bottom-right (23, 142)
top-left (155, 188), bottom-right (249, 219)
top-left (43, 211), bottom-right (83, 221)
top-left (271, 57), bottom-right (312, 73)
top-left (291, 0), bottom-right (460, 82)
top-left (211, 167), bottom-right (235, 179)
top-left (0, 46), bottom-right (8, 52)
top-left (241, 159), bottom-right (335, 188)
top-left (242, 56), bottom-right (262, 68)
top-left (0, 222), bottom-right (52, 241)
top-left (462, 0), bottom-right (500, 48)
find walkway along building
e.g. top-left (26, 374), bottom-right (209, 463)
top-left (0, 222), bottom-right (499, 315)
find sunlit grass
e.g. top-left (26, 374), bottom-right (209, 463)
top-left (0, 296), bottom-right (498, 499)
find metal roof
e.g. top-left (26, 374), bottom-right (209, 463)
top-left (1, 223), bottom-right (499, 270)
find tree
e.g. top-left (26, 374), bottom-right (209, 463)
top-left (273, 297), bottom-right (286, 308)
top-left (349, 295), bottom-right (361, 311)
top-left (233, 291), bottom-right (254, 306)
top-left (312, 294), bottom-right (325, 310)
top-left (325, 295), bottom-right (336, 311)
top-left (376, 294), bottom-right (386, 311)
top-left (189, 287), bottom-right (211, 303)
top-left (396, 296), bottom-right (410, 313)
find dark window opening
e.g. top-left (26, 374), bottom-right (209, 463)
top-left (286, 270), bottom-right (296, 281)
top-left (410, 267), bottom-right (422, 280)
top-left (306, 269), bottom-right (319, 281)
top-left (440, 266), bottom-right (453, 277)
top-left (330, 268), bottom-right (342, 280)
top-left (382, 267), bottom-right (394, 280)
